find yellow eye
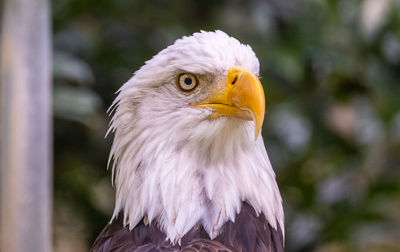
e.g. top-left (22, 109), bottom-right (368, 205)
top-left (177, 73), bottom-right (198, 92)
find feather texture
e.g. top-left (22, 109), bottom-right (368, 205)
top-left (100, 30), bottom-right (284, 246)
top-left (92, 203), bottom-right (283, 252)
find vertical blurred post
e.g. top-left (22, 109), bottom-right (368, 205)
top-left (0, 0), bottom-right (52, 251)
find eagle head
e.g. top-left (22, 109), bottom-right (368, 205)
top-left (108, 30), bottom-right (283, 243)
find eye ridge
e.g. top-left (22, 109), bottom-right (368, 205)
top-left (177, 73), bottom-right (198, 92)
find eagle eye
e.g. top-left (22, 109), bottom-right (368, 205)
top-left (177, 73), bottom-right (198, 92)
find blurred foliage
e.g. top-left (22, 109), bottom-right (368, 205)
top-left (53, 0), bottom-right (400, 251)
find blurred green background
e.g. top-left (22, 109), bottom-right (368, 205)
top-left (53, 0), bottom-right (400, 251)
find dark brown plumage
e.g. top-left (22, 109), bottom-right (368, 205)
top-left (91, 203), bottom-right (284, 252)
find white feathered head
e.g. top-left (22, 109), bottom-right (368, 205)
top-left (107, 30), bottom-right (283, 242)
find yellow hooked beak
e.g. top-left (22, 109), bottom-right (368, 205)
top-left (193, 66), bottom-right (265, 140)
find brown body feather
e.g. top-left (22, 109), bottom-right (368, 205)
top-left (91, 203), bottom-right (283, 252)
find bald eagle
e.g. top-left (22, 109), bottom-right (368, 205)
top-left (92, 31), bottom-right (284, 252)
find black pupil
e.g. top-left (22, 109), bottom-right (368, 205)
top-left (184, 77), bottom-right (192, 85)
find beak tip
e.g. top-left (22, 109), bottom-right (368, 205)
top-left (254, 129), bottom-right (261, 141)
top-left (252, 112), bottom-right (264, 141)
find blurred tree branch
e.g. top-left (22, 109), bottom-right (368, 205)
top-left (0, 0), bottom-right (52, 251)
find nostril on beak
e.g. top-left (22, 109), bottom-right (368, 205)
top-left (231, 76), bottom-right (238, 85)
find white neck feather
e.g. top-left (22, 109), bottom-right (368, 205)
top-left (109, 87), bottom-right (284, 243)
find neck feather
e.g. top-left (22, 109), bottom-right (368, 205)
top-left (109, 108), bottom-right (284, 243)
